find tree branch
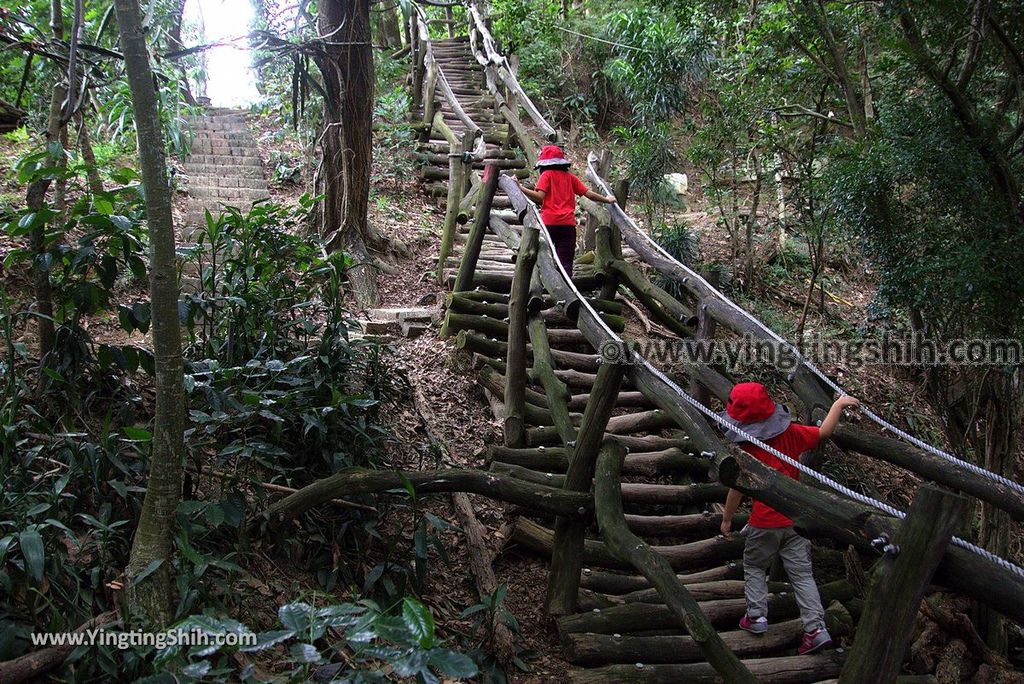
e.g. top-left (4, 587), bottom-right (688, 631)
top-left (956, 0), bottom-right (989, 90)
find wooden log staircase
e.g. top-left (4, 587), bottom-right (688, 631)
top-left (407, 3), bottom-right (1024, 681)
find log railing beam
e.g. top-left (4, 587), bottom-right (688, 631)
top-left (593, 440), bottom-right (757, 683)
top-left (454, 162), bottom-right (502, 292)
top-left (546, 362), bottom-right (625, 616)
top-left (503, 219), bottom-right (539, 446)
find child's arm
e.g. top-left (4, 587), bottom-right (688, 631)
top-left (720, 488), bottom-right (744, 537)
top-left (514, 177), bottom-right (545, 204)
top-left (818, 395), bottom-right (860, 440)
top-left (583, 189), bottom-right (617, 204)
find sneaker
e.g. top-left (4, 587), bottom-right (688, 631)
top-left (739, 614), bottom-right (768, 635)
top-left (798, 628), bottom-right (832, 655)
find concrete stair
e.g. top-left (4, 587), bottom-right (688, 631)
top-left (181, 108), bottom-right (270, 237)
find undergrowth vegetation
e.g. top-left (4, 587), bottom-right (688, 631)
top-left (0, 144), bottom-right (486, 679)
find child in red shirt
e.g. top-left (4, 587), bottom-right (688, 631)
top-left (516, 145), bottom-right (616, 275)
top-left (718, 382), bottom-right (859, 655)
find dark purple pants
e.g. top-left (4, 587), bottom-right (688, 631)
top-left (546, 224), bottom-right (576, 276)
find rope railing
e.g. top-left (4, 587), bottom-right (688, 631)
top-left (584, 151), bottom-right (1024, 499)
top-left (466, 0), bottom-right (558, 142)
top-left (412, 0), bottom-right (1024, 621)
top-left (416, 11), bottom-right (487, 160)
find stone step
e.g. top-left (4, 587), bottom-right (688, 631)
top-left (189, 116), bottom-right (246, 126)
top-left (188, 181), bottom-right (268, 194)
top-left (184, 170), bottom-right (266, 184)
top-left (357, 319), bottom-right (399, 335)
top-left (366, 307), bottom-right (437, 324)
top-left (401, 321), bottom-right (429, 339)
top-left (193, 131), bottom-right (252, 141)
top-left (184, 154), bottom-right (263, 166)
top-left (189, 144), bottom-right (246, 156)
top-left (185, 194), bottom-right (268, 205)
top-left (186, 175), bottom-right (268, 190)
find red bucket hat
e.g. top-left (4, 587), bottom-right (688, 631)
top-left (718, 382), bottom-right (792, 443)
top-left (535, 144), bottom-right (570, 169)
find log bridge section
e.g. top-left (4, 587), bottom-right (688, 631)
top-left (280, 4), bottom-right (1024, 681)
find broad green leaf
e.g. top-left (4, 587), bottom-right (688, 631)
top-left (402, 597), bottom-right (435, 648)
top-left (122, 426), bottom-right (152, 442)
top-left (18, 529), bottom-right (45, 583)
top-left (427, 648), bottom-right (479, 678)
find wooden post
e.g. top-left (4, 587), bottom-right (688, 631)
top-left (593, 440), bottom-right (758, 683)
top-left (839, 485), bottom-right (965, 684)
top-left (692, 292), bottom-right (716, 405)
top-left (528, 315), bottom-right (576, 444)
top-left (584, 150), bottom-right (611, 251)
top-left (444, 5), bottom-right (455, 38)
top-left (608, 258), bottom-right (697, 335)
top-left (595, 221), bottom-right (622, 302)
top-left (436, 127), bottom-right (475, 282)
top-left (504, 221), bottom-right (538, 447)
top-left (411, 17), bottom-right (423, 113)
top-left (418, 60), bottom-right (438, 144)
top-left (454, 162), bottom-right (501, 292)
top-left (614, 178), bottom-right (630, 208)
top-left (546, 360), bottom-right (626, 616)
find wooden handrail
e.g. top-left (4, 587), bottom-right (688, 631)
top-left (493, 170), bottom-right (1024, 626)
top-left (418, 14), bottom-right (487, 160)
top-left (467, 0), bottom-right (558, 142)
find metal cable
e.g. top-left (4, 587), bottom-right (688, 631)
top-left (636, 356), bottom-right (1024, 579)
top-left (598, 182), bottom-right (1024, 497)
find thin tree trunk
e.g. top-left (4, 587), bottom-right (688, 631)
top-left (55, 126), bottom-right (69, 219)
top-left (316, 0), bottom-right (379, 308)
top-left (77, 112), bottom-right (104, 195)
top-left (744, 149), bottom-right (762, 291)
top-left (974, 371), bottom-right (1016, 654)
top-left (113, 0), bottom-right (187, 628)
top-left (24, 0), bottom-right (67, 363)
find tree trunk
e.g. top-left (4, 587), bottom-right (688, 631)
top-left (974, 370), bottom-right (1017, 653)
top-left (315, 0), bottom-right (379, 308)
top-left (113, 0), bottom-right (187, 628)
top-left (24, 0), bottom-right (67, 364)
top-left (76, 112), bottom-right (104, 195)
top-left (379, 1), bottom-right (402, 48)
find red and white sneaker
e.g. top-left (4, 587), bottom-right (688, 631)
top-left (798, 628), bottom-right (832, 654)
top-left (739, 614), bottom-right (768, 635)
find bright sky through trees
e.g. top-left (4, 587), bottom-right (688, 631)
top-left (183, 0), bottom-right (260, 107)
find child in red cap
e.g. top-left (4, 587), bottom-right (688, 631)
top-left (516, 145), bottom-right (617, 275)
top-left (718, 382), bottom-right (859, 655)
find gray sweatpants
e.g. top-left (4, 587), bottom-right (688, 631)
top-left (743, 525), bottom-right (825, 632)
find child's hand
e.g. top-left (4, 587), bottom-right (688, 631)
top-left (720, 518), bottom-right (732, 538)
top-left (835, 395), bottom-right (860, 411)
top-left (605, 194), bottom-right (617, 204)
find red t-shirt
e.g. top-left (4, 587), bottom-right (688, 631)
top-left (740, 423), bottom-right (820, 528)
top-left (536, 170), bottom-right (588, 226)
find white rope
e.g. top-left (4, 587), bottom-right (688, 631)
top-left (589, 163), bottom-right (1024, 498)
top-left (448, 17), bottom-right (1024, 581)
top-left (631, 353), bottom-right (1024, 580)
